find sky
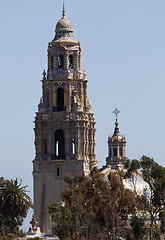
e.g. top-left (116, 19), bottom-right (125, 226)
top-left (0, 0), bottom-right (165, 232)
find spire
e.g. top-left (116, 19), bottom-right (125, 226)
top-left (62, 1), bottom-right (66, 18)
top-left (112, 108), bottom-right (121, 137)
top-left (113, 119), bottom-right (120, 137)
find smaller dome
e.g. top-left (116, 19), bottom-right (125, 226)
top-left (55, 16), bottom-right (73, 33)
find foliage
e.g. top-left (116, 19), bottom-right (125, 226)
top-left (0, 233), bottom-right (16, 240)
top-left (124, 156), bottom-right (165, 240)
top-left (0, 178), bottom-right (31, 235)
top-left (49, 169), bottom-right (138, 240)
top-left (129, 215), bottom-right (146, 240)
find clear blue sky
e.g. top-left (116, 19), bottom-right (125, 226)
top-left (0, 0), bottom-right (165, 231)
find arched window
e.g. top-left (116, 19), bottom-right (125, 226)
top-left (69, 55), bottom-right (73, 69)
top-left (113, 147), bottom-right (117, 157)
top-left (57, 88), bottom-right (64, 111)
top-left (55, 129), bottom-right (65, 159)
top-left (109, 147), bottom-right (112, 157)
top-left (51, 56), bottom-right (54, 69)
top-left (57, 168), bottom-right (60, 176)
top-left (72, 139), bottom-right (75, 155)
top-left (119, 147), bottom-right (122, 156)
top-left (58, 55), bottom-right (64, 69)
top-left (44, 139), bottom-right (47, 155)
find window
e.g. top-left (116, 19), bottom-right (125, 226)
top-left (55, 129), bottom-right (65, 159)
top-left (72, 139), bottom-right (75, 155)
top-left (69, 55), bottom-right (73, 69)
top-left (56, 141), bottom-right (59, 156)
top-left (44, 139), bottom-right (47, 155)
top-left (113, 147), bottom-right (117, 157)
top-left (57, 168), bottom-right (60, 176)
top-left (57, 88), bottom-right (64, 111)
top-left (109, 147), bottom-right (112, 157)
top-left (58, 55), bottom-right (64, 69)
top-left (119, 147), bottom-right (122, 156)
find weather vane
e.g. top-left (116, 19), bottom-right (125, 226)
top-left (112, 107), bottom-right (121, 120)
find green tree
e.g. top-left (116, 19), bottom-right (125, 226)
top-left (0, 178), bottom-right (31, 234)
top-left (124, 156), bottom-right (165, 240)
top-left (130, 215), bottom-right (146, 240)
top-left (49, 169), bottom-right (138, 240)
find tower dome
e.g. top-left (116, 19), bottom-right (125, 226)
top-left (52, 6), bottom-right (76, 42)
top-left (55, 16), bottom-right (73, 33)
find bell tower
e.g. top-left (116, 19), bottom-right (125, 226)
top-left (33, 7), bottom-right (97, 233)
top-left (106, 108), bottom-right (127, 169)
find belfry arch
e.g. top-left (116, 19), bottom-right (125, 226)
top-left (69, 54), bottom-right (73, 68)
top-left (55, 129), bottom-right (65, 159)
top-left (58, 55), bottom-right (64, 69)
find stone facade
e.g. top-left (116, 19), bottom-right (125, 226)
top-left (33, 8), bottom-right (97, 233)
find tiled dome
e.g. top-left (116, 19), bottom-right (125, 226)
top-left (52, 7), bottom-right (76, 42)
top-left (101, 167), bottom-right (151, 201)
top-left (55, 17), bottom-right (73, 33)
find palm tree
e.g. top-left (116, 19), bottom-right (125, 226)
top-left (0, 179), bottom-right (31, 233)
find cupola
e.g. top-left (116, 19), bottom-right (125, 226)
top-left (52, 5), bottom-right (76, 43)
top-left (106, 108), bottom-right (127, 169)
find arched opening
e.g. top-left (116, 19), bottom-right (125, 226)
top-left (69, 55), bottom-right (73, 69)
top-left (44, 139), bottom-right (47, 155)
top-left (57, 88), bottom-right (64, 111)
top-left (51, 56), bottom-right (54, 69)
top-left (58, 55), bottom-right (64, 69)
top-left (55, 130), bottom-right (65, 159)
top-left (72, 139), bottom-right (75, 155)
top-left (113, 147), bottom-right (117, 157)
top-left (109, 147), bottom-right (112, 157)
top-left (119, 147), bottom-right (122, 156)
top-left (57, 168), bottom-right (60, 176)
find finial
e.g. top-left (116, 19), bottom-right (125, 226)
top-left (62, 0), bottom-right (66, 18)
top-left (83, 70), bottom-right (87, 80)
top-left (112, 107), bottom-right (121, 121)
top-left (42, 69), bottom-right (46, 80)
top-left (83, 69), bottom-right (86, 76)
top-left (30, 214), bottom-right (38, 228)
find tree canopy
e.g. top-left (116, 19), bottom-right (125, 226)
top-left (49, 169), bottom-right (139, 240)
top-left (49, 156), bottom-right (165, 240)
top-left (124, 156), bottom-right (165, 239)
top-left (0, 178), bottom-right (31, 236)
